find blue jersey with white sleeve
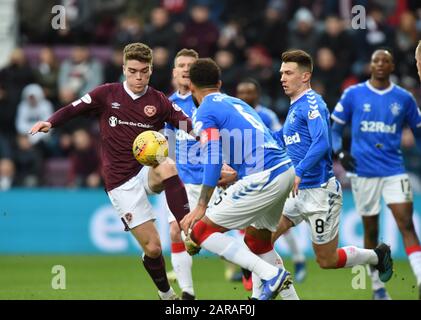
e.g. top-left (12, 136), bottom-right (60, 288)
top-left (167, 91), bottom-right (202, 184)
top-left (194, 92), bottom-right (291, 187)
top-left (255, 105), bottom-right (282, 131)
top-left (273, 89), bottom-right (333, 189)
top-left (331, 81), bottom-right (421, 177)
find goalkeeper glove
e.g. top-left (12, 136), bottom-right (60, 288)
top-left (337, 149), bottom-right (356, 172)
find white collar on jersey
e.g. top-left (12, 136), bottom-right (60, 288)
top-left (123, 81), bottom-right (148, 100)
top-left (290, 88), bottom-right (312, 105)
top-left (176, 91), bottom-right (192, 99)
top-left (365, 80), bottom-right (394, 95)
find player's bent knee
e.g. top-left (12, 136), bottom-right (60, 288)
top-left (154, 158), bottom-right (178, 179)
top-left (143, 243), bottom-right (162, 258)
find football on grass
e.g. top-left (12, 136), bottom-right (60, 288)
top-left (132, 130), bottom-right (168, 167)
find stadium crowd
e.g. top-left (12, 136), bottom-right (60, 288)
top-left (0, 0), bottom-right (421, 190)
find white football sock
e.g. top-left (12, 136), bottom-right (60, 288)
top-left (200, 232), bottom-right (279, 280)
top-left (258, 249), bottom-right (299, 300)
top-left (171, 251), bottom-right (194, 296)
top-left (368, 265), bottom-right (385, 291)
top-left (341, 246), bottom-right (378, 267)
top-left (408, 251), bottom-right (421, 285)
top-left (283, 230), bottom-right (305, 263)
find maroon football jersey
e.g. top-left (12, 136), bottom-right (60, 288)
top-left (48, 83), bottom-right (192, 191)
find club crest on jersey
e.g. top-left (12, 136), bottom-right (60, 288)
top-left (124, 213), bottom-right (133, 223)
top-left (144, 105), bottom-right (157, 117)
top-left (389, 102), bottom-right (401, 116)
top-left (289, 110), bottom-right (296, 123)
top-left (109, 116), bottom-right (118, 127)
top-left (308, 109), bottom-right (320, 120)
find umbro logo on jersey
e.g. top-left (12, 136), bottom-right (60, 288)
top-left (363, 104), bottom-right (371, 112)
top-left (111, 102), bottom-right (120, 109)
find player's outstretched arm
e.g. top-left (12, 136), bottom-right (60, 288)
top-left (29, 121), bottom-right (52, 135)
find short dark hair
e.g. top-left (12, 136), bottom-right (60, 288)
top-left (189, 58), bottom-right (221, 88)
top-left (371, 48), bottom-right (394, 63)
top-left (281, 49), bottom-right (313, 72)
top-left (174, 48), bottom-right (199, 66)
top-left (238, 78), bottom-right (261, 94)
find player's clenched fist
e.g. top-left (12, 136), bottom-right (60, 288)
top-left (29, 121), bottom-right (52, 135)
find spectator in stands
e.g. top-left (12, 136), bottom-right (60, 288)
top-left (0, 135), bottom-right (14, 190)
top-left (34, 47), bottom-right (59, 105)
top-left (58, 46), bottom-right (103, 105)
top-left (353, 5), bottom-right (395, 77)
top-left (312, 47), bottom-right (344, 110)
top-left (15, 84), bottom-right (54, 146)
top-left (288, 7), bottom-right (320, 57)
top-left (149, 47), bottom-right (172, 95)
top-left (242, 45), bottom-right (277, 103)
top-left (68, 128), bottom-right (101, 188)
top-left (12, 134), bottom-right (43, 187)
top-left (104, 47), bottom-right (124, 84)
top-left (113, 14), bottom-right (144, 48)
top-left (214, 49), bottom-right (241, 96)
top-left (0, 83), bottom-right (17, 140)
top-left (317, 15), bottom-right (355, 77)
top-left (179, 4), bottom-right (219, 57)
top-left (55, 0), bottom-right (95, 44)
top-left (144, 7), bottom-right (178, 56)
top-left (217, 19), bottom-right (247, 59)
top-left (395, 11), bottom-right (420, 82)
top-left (0, 48), bottom-right (35, 105)
top-left (250, 3), bottom-right (288, 60)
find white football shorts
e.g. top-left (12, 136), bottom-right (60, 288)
top-left (350, 173), bottom-right (413, 217)
top-left (206, 163), bottom-right (295, 232)
top-left (107, 166), bottom-right (156, 230)
top-left (283, 177), bottom-right (343, 245)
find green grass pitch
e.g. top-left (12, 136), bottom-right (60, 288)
top-left (0, 255), bottom-right (418, 300)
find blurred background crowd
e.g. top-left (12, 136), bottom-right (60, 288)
top-left (0, 0), bottom-right (421, 191)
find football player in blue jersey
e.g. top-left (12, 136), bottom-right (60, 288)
top-left (236, 78), bottom-right (307, 284)
top-left (180, 58), bottom-right (299, 300)
top-left (236, 78), bottom-right (282, 131)
top-left (270, 50), bottom-right (393, 296)
top-left (165, 49), bottom-right (238, 298)
top-left (164, 48), bottom-right (200, 300)
top-left (332, 49), bottom-right (421, 300)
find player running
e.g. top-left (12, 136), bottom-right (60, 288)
top-left (270, 50), bottom-right (393, 298)
top-left (236, 77), bottom-right (307, 284)
top-left (30, 43), bottom-right (193, 300)
top-left (180, 58), bottom-right (299, 300)
top-left (332, 49), bottom-right (421, 300)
